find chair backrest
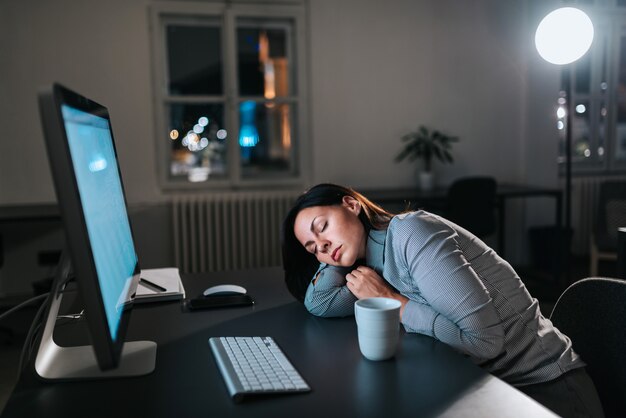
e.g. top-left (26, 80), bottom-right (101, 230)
top-left (550, 277), bottom-right (626, 416)
top-left (446, 176), bottom-right (497, 238)
top-left (594, 181), bottom-right (626, 251)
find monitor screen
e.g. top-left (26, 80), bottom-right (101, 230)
top-left (61, 104), bottom-right (137, 341)
top-left (38, 83), bottom-right (144, 372)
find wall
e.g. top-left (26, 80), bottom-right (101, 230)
top-left (0, 0), bottom-right (159, 205)
top-left (309, 0), bottom-right (530, 189)
top-left (0, 0), bottom-right (561, 295)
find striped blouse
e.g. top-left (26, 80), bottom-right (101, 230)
top-left (303, 210), bottom-right (584, 386)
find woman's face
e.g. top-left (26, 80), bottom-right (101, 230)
top-left (293, 196), bottom-right (367, 267)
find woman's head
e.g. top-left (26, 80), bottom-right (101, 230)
top-left (281, 184), bottom-right (393, 301)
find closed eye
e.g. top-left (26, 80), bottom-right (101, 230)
top-left (303, 219), bottom-right (326, 255)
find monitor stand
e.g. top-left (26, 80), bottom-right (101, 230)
top-left (34, 253), bottom-right (156, 380)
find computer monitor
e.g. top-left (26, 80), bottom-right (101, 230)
top-left (35, 83), bottom-right (156, 380)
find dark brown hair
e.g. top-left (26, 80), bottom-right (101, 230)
top-left (280, 184), bottom-right (394, 301)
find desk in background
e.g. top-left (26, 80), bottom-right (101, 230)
top-left (1, 267), bottom-right (556, 417)
top-left (363, 184), bottom-right (562, 264)
top-left (0, 204), bottom-right (60, 223)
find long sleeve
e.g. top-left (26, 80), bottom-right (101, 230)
top-left (304, 264), bottom-right (357, 317)
top-left (390, 216), bottom-right (505, 359)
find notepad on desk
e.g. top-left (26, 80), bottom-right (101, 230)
top-left (135, 268), bottom-right (186, 303)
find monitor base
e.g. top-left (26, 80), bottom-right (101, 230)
top-left (34, 258), bottom-right (156, 381)
top-left (36, 339), bottom-right (157, 381)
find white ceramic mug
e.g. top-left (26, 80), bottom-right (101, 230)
top-left (354, 297), bottom-right (401, 361)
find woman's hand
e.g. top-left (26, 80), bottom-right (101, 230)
top-left (345, 267), bottom-right (409, 318)
top-left (345, 266), bottom-right (393, 299)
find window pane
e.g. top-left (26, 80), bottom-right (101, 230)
top-left (238, 101), bottom-right (297, 178)
top-left (572, 99), bottom-right (591, 159)
top-left (574, 52), bottom-right (591, 94)
top-left (618, 36), bottom-right (626, 95)
top-left (166, 24), bottom-right (223, 95)
top-left (556, 93), bottom-right (567, 163)
top-left (237, 21), bottom-right (294, 97)
top-left (167, 103), bottom-right (228, 182)
top-left (597, 100), bottom-right (607, 161)
top-left (615, 35), bottom-right (626, 161)
top-left (616, 101), bottom-right (626, 161)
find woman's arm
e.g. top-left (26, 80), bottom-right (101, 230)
top-left (391, 216), bottom-right (505, 359)
top-left (304, 264), bottom-right (357, 317)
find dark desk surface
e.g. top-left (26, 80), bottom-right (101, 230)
top-left (1, 267), bottom-right (555, 418)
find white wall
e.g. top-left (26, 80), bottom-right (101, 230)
top-left (309, 0), bottom-right (535, 189)
top-left (0, 0), bottom-right (159, 205)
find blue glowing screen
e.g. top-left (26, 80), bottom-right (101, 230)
top-left (62, 104), bottom-right (137, 341)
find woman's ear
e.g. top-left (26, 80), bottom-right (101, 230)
top-left (342, 196), bottom-right (361, 214)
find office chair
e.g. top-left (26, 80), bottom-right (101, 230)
top-left (590, 181), bottom-right (626, 276)
top-left (550, 277), bottom-right (626, 417)
top-left (445, 176), bottom-right (497, 239)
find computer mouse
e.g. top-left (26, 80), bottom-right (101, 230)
top-left (203, 284), bottom-right (247, 297)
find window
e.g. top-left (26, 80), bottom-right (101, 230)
top-left (558, 1), bottom-right (626, 173)
top-left (150, 2), bottom-right (308, 189)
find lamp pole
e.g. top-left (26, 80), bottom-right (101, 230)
top-left (535, 7), bottom-right (593, 286)
top-left (564, 66), bottom-right (572, 284)
top-left (564, 69), bottom-right (572, 235)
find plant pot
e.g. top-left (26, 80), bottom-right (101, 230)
top-left (419, 171), bottom-right (434, 191)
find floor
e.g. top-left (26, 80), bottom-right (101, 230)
top-left (0, 256), bottom-right (618, 413)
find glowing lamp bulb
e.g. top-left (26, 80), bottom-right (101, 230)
top-left (535, 7), bottom-right (594, 65)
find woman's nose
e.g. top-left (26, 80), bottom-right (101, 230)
top-left (318, 240), bottom-right (330, 253)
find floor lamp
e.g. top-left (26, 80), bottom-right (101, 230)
top-left (535, 7), bottom-right (594, 285)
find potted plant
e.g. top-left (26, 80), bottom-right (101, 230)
top-left (395, 125), bottom-right (459, 191)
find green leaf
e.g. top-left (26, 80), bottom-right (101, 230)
top-left (432, 146), bottom-right (443, 161)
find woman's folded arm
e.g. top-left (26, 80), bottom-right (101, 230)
top-left (304, 264), bottom-right (358, 317)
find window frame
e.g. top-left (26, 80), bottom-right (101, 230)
top-left (560, 3), bottom-right (626, 175)
top-left (149, 1), bottom-right (310, 190)
top-left (609, 19), bottom-right (626, 171)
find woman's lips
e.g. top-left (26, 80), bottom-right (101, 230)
top-left (331, 245), bottom-right (342, 262)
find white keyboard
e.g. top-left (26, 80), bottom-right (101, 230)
top-left (209, 336), bottom-right (311, 402)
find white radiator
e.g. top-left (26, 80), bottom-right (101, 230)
top-left (172, 191), bottom-right (300, 273)
top-left (571, 175), bottom-right (626, 255)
